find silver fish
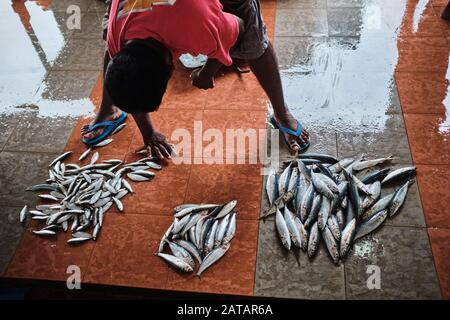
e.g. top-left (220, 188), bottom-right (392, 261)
top-left (340, 218), bottom-right (356, 259)
top-left (214, 214), bottom-right (230, 247)
top-left (72, 231), bottom-right (92, 239)
top-left (38, 194), bottom-right (59, 201)
top-left (304, 194), bottom-right (321, 229)
top-left (327, 215), bottom-right (341, 241)
top-left (352, 155), bottom-right (394, 171)
top-left (355, 209), bottom-right (388, 240)
top-left (215, 200), bottom-right (237, 219)
top-left (316, 173), bottom-right (339, 194)
top-left (284, 207), bottom-right (302, 248)
top-left (174, 239), bottom-right (202, 264)
top-left (307, 221), bottom-right (321, 259)
top-left (275, 209), bottom-right (291, 250)
top-left (278, 162), bottom-right (292, 195)
top-left (318, 197), bottom-right (331, 230)
top-left (90, 151), bottom-right (99, 165)
top-left (112, 197), bottom-right (123, 212)
top-left (49, 151), bottom-right (72, 167)
top-left (167, 241), bottom-right (195, 268)
top-left (322, 225), bottom-right (339, 264)
top-left (222, 213), bottom-right (236, 245)
top-left (79, 147), bottom-right (92, 161)
top-left (311, 171), bottom-right (335, 199)
top-left (197, 243), bottom-right (230, 276)
top-left (174, 204), bottom-right (219, 219)
top-left (33, 229), bottom-right (56, 236)
top-left (158, 222), bottom-right (174, 253)
top-left (127, 173), bottom-right (151, 181)
top-left (381, 166), bottom-right (416, 185)
top-left (361, 192), bottom-right (395, 221)
top-left (93, 138), bottom-right (113, 148)
top-left (362, 181), bottom-right (381, 210)
top-left (266, 169), bottom-right (278, 206)
top-left (145, 161), bottom-right (162, 170)
top-left (112, 123), bottom-right (127, 135)
top-left (93, 223), bottom-right (101, 240)
top-left (204, 220), bottom-right (219, 256)
top-left (288, 167), bottom-right (299, 192)
top-left (294, 217), bottom-right (308, 251)
top-left (121, 179), bottom-right (133, 193)
top-left (172, 214), bottom-right (192, 234)
top-left (389, 181), bottom-right (409, 217)
top-left (20, 205), bottom-right (28, 223)
top-left (299, 184), bottom-right (314, 222)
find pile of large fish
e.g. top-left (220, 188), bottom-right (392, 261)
top-left (19, 132), bottom-right (164, 244)
top-left (262, 154), bottom-right (415, 264)
top-left (156, 200), bottom-right (237, 276)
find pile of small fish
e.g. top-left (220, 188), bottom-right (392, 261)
top-left (19, 134), bottom-right (163, 244)
top-left (156, 200), bottom-right (237, 276)
top-left (262, 153), bottom-right (415, 264)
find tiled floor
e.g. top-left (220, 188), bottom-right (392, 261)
top-left (1, 0), bottom-right (448, 299)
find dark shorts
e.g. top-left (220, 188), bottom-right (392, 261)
top-left (102, 0), bottom-right (269, 60)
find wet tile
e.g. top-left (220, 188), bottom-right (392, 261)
top-left (71, 12), bottom-right (105, 39)
top-left (204, 73), bottom-right (267, 111)
top-left (345, 226), bottom-right (441, 299)
top-left (416, 165), bottom-right (450, 228)
top-left (160, 69), bottom-right (207, 110)
top-left (4, 113), bottom-right (77, 153)
top-left (84, 214), bottom-right (170, 289)
top-left (48, 0), bottom-right (94, 12)
top-left (396, 71), bottom-right (449, 114)
top-left (38, 70), bottom-right (100, 101)
top-left (277, 0), bottom-right (327, 9)
top-left (396, 37), bottom-right (449, 72)
top-left (51, 38), bottom-right (105, 71)
top-left (184, 163), bottom-right (263, 220)
top-left (0, 151), bottom-right (60, 207)
top-left (327, 0), bottom-right (364, 7)
top-left (403, 114), bottom-right (450, 164)
top-left (0, 114), bottom-right (19, 150)
top-left (88, 0), bottom-right (109, 13)
top-left (261, 0), bottom-right (276, 40)
top-left (428, 227), bottom-right (450, 299)
top-left (328, 8), bottom-right (364, 37)
top-left (5, 219), bottom-right (96, 281)
top-left (275, 9), bottom-right (328, 37)
top-left (120, 160), bottom-right (191, 215)
top-left (274, 36), bottom-right (328, 69)
top-left (254, 218), bottom-right (346, 299)
top-left (400, 2), bottom-right (446, 37)
top-left (166, 219), bottom-right (258, 296)
top-left (0, 206), bottom-right (26, 276)
top-left (337, 114), bottom-right (413, 164)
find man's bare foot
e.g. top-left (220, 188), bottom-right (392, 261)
top-left (81, 106), bottom-right (122, 140)
top-left (274, 112), bottom-right (310, 152)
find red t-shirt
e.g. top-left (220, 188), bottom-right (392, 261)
top-left (107, 0), bottom-right (239, 66)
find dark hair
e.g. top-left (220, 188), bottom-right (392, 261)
top-left (104, 41), bottom-right (173, 113)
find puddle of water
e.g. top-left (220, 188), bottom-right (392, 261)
top-left (0, 0), bottom-right (96, 119)
top-left (280, 0), bottom-right (408, 133)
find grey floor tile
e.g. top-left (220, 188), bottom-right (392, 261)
top-left (328, 8), bottom-right (364, 37)
top-left (0, 206), bottom-right (26, 276)
top-left (0, 151), bottom-right (59, 207)
top-left (0, 114), bottom-right (19, 151)
top-left (254, 217), bottom-right (346, 299)
top-left (327, 0), bottom-right (364, 7)
top-left (275, 9), bottom-right (328, 37)
top-left (345, 226), bottom-right (441, 299)
top-left (336, 114), bottom-right (413, 164)
top-left (274, 36), bottom-right (328, 69)
top-left (88, 0), bottom-right (109, 13)
top-left (71, 12), bottom-right (105, 39)
top-left (38, 70), bottom-right (99, 101)
top-left (277, 0), bottom-right (327, 9)
top-left (4, 112), bottom-right (77, 153)
top-left (48, 0), bottom-right (94, 12)
top-left (51, 38), bottom-right (105, 71)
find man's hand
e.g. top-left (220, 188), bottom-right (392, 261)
top-left (191, 68), bottom-right (214, 90)
top-left (143, 130), bottom-right (175, 160)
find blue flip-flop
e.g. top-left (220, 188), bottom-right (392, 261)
top-left (270, 115), bottom-right (310, 153)
top-left (82, 112), bottom-right (128, 145)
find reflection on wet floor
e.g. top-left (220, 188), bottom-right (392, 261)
top-left (277, 0), bottom-right (408, 133)
top-left (0, 0), bottom-right (99, 117)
